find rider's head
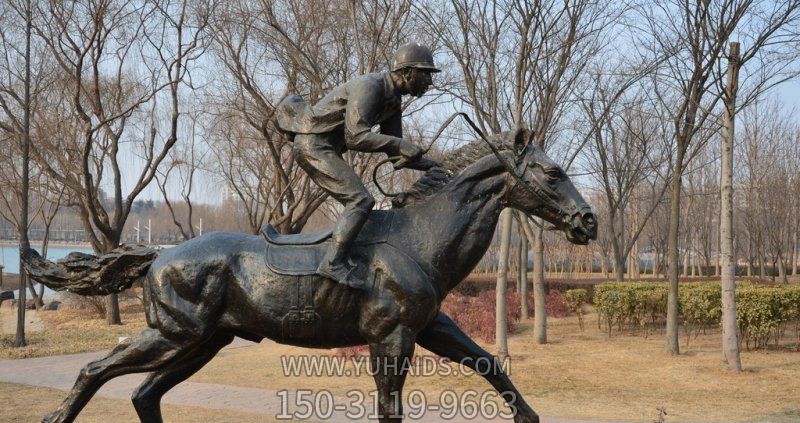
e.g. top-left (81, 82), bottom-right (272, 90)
top-left (391, 42), bottom-right (440, 98)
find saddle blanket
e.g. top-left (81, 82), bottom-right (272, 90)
top-left (262, 211), bottom-right (393, 276)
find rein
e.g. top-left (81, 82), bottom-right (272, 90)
top-left (373, 114), bottom-right (573, 226)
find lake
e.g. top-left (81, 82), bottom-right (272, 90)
top-left (1, 244), bottom-right (94, 298)
top-left (0, 244), bottom-right (94, 274)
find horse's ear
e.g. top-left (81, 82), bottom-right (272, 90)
top-left (513, 125), bottom-right (531, 159)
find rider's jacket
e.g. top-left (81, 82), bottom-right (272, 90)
top-left (274, 71), bottom-right (404, 154)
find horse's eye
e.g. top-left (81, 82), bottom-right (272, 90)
top-left (545, 167), bottom-right (562, 179)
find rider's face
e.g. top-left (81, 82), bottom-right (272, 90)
top-left (406, 68), bottom-right (433, 97)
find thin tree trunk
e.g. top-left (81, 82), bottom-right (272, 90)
top-left (778, 254), bottom-right (787, 284)
top-left (792, 231), bottom-right (797, 276)
top-left (533, 224), bottom-right (547, 344)
top-left (15, 0), bottom-right (32, 348)
top-left (104, 237), bottom-right (122, 325)
top-left (601, 253), bottom-right (608, 278)
top-left (666, 143), bottom-right (686, 355)
top-left (791, 231), bottom-right (797, 276)
top-left (495, 209), bottom-right (512, 360)
top-left (518, 226), bottom-right (529, 319)
top-left (519, 216), bottom-right (547, 344)
top-left (683, 235), bottom-right (690, 277)
top-left (720, 42), bottom-right (742, 371)
top-left (715, 230), bottom-right (721, 276)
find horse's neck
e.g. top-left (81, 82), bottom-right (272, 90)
top-left (400, 157), bottom-right (508, 294)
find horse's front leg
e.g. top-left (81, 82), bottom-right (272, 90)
top-left (416, 312), bottom-right (540, 423)
top-left (368, 324), bottom-right (415, 423)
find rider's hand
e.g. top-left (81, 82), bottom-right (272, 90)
top-left (398, 141), bottom-right (425, 161)
top-left (408, 157), bottom-right (441, 171)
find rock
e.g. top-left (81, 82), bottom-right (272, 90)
top-left (0, 291), bottom-right (13, 301)
top-left (41, 301), bottom-right (61, 311)
top-left (1, 299), bottom-right (18, 309)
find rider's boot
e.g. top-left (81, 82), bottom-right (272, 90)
top-left (317, 208), bottom-right (369, 290)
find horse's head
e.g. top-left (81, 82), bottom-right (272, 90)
top-left (502, 127), bottom-right (598, 245)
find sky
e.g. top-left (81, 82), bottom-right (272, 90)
top-left (130, 75), bottom-right (800, 206)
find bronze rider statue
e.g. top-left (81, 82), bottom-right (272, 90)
top-left (274, 42), bottom-right (441, 290)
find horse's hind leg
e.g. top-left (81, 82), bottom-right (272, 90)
top-left (43, 328), bottom-right (194, 423)
top-left (131, 332), bottom-right (235, 422)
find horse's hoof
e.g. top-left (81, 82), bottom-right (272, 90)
top-left (42, 412), bottom-right (59, 423)
top-left (514, 412), bottom-right (540, 423)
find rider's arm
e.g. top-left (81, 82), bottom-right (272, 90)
top-left (380, 112), bottom-right (403, 139)
top-left (345, 79), bottom-right (409, 156)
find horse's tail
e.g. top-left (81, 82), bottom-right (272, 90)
top-left (21, 246), bottom-right (160, 296)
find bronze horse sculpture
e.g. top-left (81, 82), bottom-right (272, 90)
top-left (23, 126), bottom-right (597, 423)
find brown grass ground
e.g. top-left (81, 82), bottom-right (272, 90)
top-left (190, 314), bottom-right (800, 423)
top-left (0, 303), bottom-right (147, 359)
top-left (3, 304), bottom-right (800, 422)
top-left (0, 383), bottom-right (273, 423)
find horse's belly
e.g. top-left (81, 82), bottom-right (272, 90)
top-left (219, 272), bottom-right (366, 348)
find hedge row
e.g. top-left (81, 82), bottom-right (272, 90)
top-left (594, 281), bottom-right (800, 349)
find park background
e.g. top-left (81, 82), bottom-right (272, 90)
top-left (1, 0), bottom-right (800, 422)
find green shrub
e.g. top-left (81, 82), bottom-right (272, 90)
top-left (564, 289), bottom-right (588, 330)
top-left (593, 280), bottom-right (800, 350)
top-left (594, 282), bottom-right (666, 335)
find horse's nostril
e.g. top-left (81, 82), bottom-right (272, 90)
top-left (581, 212), bottom-right (597, 227)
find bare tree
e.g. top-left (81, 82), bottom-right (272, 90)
top-left (0, 0), bottom-right (38, 346)
top-left (207, 0), bottom-right (404, 234)
top-left (30, 0), bottom-right (211, 323)
top-left (638, 0), bottom-right (800, 355)
top-left (583, 81), bottom-right (672, 282)
top-left (420, 0), bottom-right (624, 344)
top-left (495, 209), bottom-right (511, 360)
top-left (155, 111), bottom-right (208, 240)
top-left (720, 42), bottom-right (742, 371)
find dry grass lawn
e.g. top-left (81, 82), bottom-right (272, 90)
top-left (0, 304), bottom-right (147, 359)
top-left (191, 314), bottom-right (800, 423)
top-left (0, 382), bottom-right (273, 423)
top-left (3, 304), bottom-right (800, 422)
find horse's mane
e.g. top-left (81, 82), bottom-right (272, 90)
top-left (391, 131), bottom-right (514, 208)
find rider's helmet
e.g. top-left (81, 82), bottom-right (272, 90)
top-left (391, 43), bottom-right (441, 73)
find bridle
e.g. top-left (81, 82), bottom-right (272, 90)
top-left (372, 112), bottom-right (580, 230)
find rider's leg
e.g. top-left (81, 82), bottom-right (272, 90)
top-left (294, 133), bottom-right (374, 289)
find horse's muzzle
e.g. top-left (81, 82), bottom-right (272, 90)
top-left (565, 210), bottom-right (597, 245)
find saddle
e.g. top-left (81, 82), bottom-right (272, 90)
top-left (261, 210), bottom-right (393, 276)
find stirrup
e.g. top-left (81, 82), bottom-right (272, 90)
top-left (317, 261), bottom-right (368, 290)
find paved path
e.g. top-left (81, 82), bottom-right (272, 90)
top-left (0, 339), bottom-right (620, 423)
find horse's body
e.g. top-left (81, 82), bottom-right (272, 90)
top-left (29, 128), bottom-right (596, 423)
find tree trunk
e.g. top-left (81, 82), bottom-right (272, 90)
top-left (683, 236), bottom-right (690, 277)
top-left (792, 231), bottom-right (798, 276)
top-left (715, 231), bottom-right (721, 276)
top-left (519, 216), bottom-right (546, 344)
top-left (15, 0), bottom-right (32, 348)
top-left (666, 142), bottom-right (686, 355)
top-left (533, 223), bottom-right (547, 344)
top-left (601, 253), bottom-right (608, 278)
top-left (495, 209), bottom-right (512, 360)
top-left (720, 42), bottom-right (742, 371)
top-left (103, 238), bottom-right (122, 325)
top-left (518, 227), bottom-right (529, 319)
